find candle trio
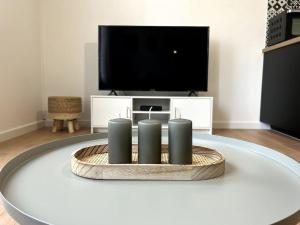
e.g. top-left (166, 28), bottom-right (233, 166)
top-left (108, 118), bottom-right (192, 165)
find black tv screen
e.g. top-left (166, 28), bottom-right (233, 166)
top-left (98, 26), bottom-right (209, 91)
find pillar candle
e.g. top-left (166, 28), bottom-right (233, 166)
top-left (108, 118), bottom-right (132, 164)
top-left (168, 119), bottom-right (192, 164)
top-left (138, 120), bottom-right (161, 164)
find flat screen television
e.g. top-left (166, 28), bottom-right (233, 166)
top-left (98, 25), bottom-right (209, 91)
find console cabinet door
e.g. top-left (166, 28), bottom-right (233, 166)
top-left (92, 98), bottom-right (131, 127)
top-left (171, 98), bottom-right (212, 129)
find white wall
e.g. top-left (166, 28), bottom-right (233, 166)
top-left (0, 0), bottom-right (43, 141)
top-left (40, 0), bottom-right (268, 128)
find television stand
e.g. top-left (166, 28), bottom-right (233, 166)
top-left (91, 95), bottom-right (213, 134)
top-left (188, 90), bottom-right (198, 96)
top-left (108, 90), bottom-right (118, 96)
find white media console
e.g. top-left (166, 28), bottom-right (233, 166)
top-left (91, 96), bottom-right (213, 134)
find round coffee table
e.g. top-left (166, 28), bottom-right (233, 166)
top-left (1, 133), bottom-right (299, 225)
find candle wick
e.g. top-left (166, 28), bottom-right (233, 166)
top-left (148, 106), bottom-right (153, 120)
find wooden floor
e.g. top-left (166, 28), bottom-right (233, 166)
top-left (0, 128), bottom-right (299, 225)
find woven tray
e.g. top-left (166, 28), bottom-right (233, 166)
top-left (71, 145), bottom-right (225, 180)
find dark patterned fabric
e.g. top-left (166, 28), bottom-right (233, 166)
top-left (266, 0), bottom-right (300, 45)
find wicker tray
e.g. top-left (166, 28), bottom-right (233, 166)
top-left (71, 144), bottom-right (225, 180)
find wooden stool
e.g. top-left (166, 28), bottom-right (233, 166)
top-left (48, 96), bottom-right (82, 133)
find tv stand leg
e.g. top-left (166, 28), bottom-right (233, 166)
top-left (108, 90), bottom-right (118, 96)
top-left (188, 90), bottom-right (197, 96)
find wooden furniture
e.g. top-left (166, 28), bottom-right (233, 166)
top-left (48, 96), bottom-right (82, 133)
top-left (0, 133), bottom-right (299, 225)
top-left (262, 36), bottom-right (300, 53)
top-left (261, 37), bottom-right (300, 139)
top-left (1, 129), bottom-right (300, 225)
top-left (2, 129), bottom-right (300, 225)
top-left (91, 96), bottom-right (213, 134)
top-left (71, 144), bottom-right (225, 180)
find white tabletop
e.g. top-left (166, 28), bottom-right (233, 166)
top-left (0, 133), bottom-right (299, 225)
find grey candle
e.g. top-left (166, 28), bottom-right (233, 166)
top-left (168, 119), bottom-right (192, 164)
top-left (138, 120), bottom-right (161, 164)
top-left (108, 118), bottom-right (132, 164)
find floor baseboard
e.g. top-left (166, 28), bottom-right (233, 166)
top-left (213, 121), bottom-right (270, 129)
top-left (45, 120), bottom-right (270, 130)
top-left (45, 119), bottom-right (90, 128)
top-left (0, 120), bottom-right (45, 143)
